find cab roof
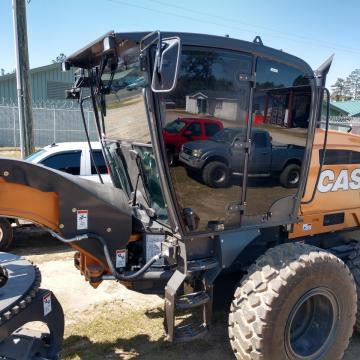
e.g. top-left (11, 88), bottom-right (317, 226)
top-left (65, 31), bottom-right (313, 76)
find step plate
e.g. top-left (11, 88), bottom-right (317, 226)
top-left (176, 291), bottom-right (210, 310)
top-left (174, 323), bottom-right (208, 343)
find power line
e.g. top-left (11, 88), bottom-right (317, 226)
top-left (148, 0), bottom-right (360, 54)
top-left (105, 0), bottom-right (360, 56)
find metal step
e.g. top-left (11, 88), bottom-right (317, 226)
top-left (176, 291), bottom-right (210, 310)
top-left (174, 322), bottom-right (208, 343)
top-left (187, 258), bottom-right (218, 273)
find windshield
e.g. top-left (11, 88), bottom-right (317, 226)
top-left (25, 149), bottom-right (46, 162)
top-left (164, 119), bottom-right (186, 134)
top-left (98, 45), bottom-right (167, 223)
top-left (101, 47), bottom-right (150, 143)
top-left (212, 128), bottom-right (242, 143)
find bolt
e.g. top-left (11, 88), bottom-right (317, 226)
top-left (106, 228), bottom-right (112, 233)
top-left (3, 171), bottom-right (9, 177)
top-left (72, 208), bottom-right (77, 213)
top-left (59, 224), bottom-right (64, 229)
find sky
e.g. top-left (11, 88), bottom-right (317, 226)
top-left (1, 0), bottom-right (360, 88)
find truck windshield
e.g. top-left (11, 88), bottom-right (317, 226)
top-left (212, 129), bottom-right (242, 143)
top-left (164, 120), bottom-right (186, 133)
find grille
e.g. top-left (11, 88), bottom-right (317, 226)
top-left (183, 147), bottom-right (192, 156)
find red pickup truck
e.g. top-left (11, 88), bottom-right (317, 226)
top-left (163, 117), bottom-right (223, 165)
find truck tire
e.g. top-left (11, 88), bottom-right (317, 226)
top-left (280, 163), bottom-right (301, 188)
top-left (229, 243), bottom-right (356, 360)
top-left (346, 244), bottom-right (360, 332)
top-left (0, 218), bottom-right (14, 251)
top-left (202, 161), bottom-right (230, 188)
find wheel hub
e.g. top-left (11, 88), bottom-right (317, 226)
top-left (212, 168), bottom-right (226, 183)
top-left (289, 170), bottom-right (300, 185)
top-left (285, 287), bottom-right (339, 359)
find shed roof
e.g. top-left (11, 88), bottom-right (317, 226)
top-left (0, 63), bottom-right (62, 83)
top-left (331, 100), bottom-right (360, 117)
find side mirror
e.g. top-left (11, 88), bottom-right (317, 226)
top-left (151, 37), bottom-right (181, 93)
top-left (184, 130), bottom-right (192, 137)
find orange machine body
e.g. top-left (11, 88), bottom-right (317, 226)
top-left (290, 128), bottom-right (360, 238)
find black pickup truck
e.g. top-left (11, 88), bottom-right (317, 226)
top-left (179, 128), bottom-right (305, 188)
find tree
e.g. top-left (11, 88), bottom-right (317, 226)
top-left (331, 68), bottom-right (360, 101)
top-left (331, 78), bottom-right (346, 101)
top-left (52, 53), bottom-right (67, 63)
top-left (347, 69), bottom-right (360, 100)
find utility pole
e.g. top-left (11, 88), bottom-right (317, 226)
top-left (12, 0), bottom-right (34, 158)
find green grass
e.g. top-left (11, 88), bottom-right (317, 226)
top-left (62, 301), bottom-right (232, 360)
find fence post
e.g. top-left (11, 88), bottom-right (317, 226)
top-left (53, 108), bottom-right (56, 143)
top-left (13, 105), bottom-right (17, 147)
top-left (87, 110), bottom-right (90, 139)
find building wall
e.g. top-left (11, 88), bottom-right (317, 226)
top-left (214, 101), bottom-right (238, 121)
top-left (0, 63), bottom-right (75, 103)
top-left (185, 96), bottom-right (198, 114)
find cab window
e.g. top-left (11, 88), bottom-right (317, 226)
top-left (40, 151), bottom-right (81, 175)
top-left (186, 122), bottom-right (201, 136)
top-left (90, 150), bottom-right (108, 174)
top-left (205, 123), bottom-right (221, 136)
top-left (244, 57), bottom-right (311, 223)
top-left (160, 47), bottom-right (252, 233)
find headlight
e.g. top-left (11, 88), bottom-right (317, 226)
top-left (192, 149), bottom-right (203, 157)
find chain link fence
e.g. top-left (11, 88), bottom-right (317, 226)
top-left (0, 99), bottom-right (97, 148)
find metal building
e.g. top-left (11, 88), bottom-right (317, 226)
top-left (0, 63), bottom-right (75, 103)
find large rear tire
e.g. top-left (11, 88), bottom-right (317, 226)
top-left (229, 243), bottom-right (356, 360)
top-left (346, 243), bottom-right (360, 332)
top-left (0, 218), bottom-right (13, 251)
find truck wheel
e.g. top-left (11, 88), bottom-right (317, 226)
top-left (346, 244), bottom-right (360, 332)
top-left (0, 218), bottom-right (14, 251)
top-left (229, 243), bottom-right (356, 360)
top-left (202, 161), bottom-right (230, 188)
top-left (280, 163), bottom-right (301, 188)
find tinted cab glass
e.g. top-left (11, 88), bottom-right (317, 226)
top-left (160, 47), bottom-right (252, 233)
top-left (40, 151), bottom-right (81, 175)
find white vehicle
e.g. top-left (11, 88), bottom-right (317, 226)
top-left (26, 142), bottom-right (112, 184)
top-left (0, 142), bottom-right (112, 250)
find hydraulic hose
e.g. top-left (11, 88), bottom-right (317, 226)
top-left (48, 230), bottom-right (164, 281)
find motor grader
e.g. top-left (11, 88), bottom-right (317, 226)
top-left (0, 30), bottom-right (360, 360)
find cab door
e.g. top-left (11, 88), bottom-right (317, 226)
top-left (157, 47), bottom-right (253, 233)
top-left (243, 57), bottom-right (311, 223)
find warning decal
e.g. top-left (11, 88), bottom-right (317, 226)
top-left (77, 210), bottom-right (88, 230)
top-left (116, 249), bottom-right (127, 268)
top-left (43, 292), bottom-right (52, 316)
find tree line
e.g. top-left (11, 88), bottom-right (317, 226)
top-left (331, 68), bottom-right (360, 101)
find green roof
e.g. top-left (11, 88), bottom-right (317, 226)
top-left (331, 100), bottom-right (360, 117)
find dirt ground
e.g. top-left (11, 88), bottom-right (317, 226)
top-left (8, 228), bottom-right (360, 359)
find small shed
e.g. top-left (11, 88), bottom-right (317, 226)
top-left (185, 90), bottom-right (248, 121)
